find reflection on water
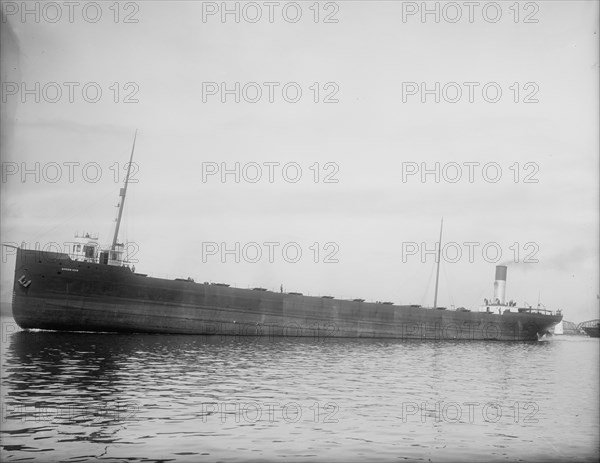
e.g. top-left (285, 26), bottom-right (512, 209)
top-left (1, 322), bottom-right (598, 462)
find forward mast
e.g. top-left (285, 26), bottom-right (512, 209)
top-left (68, 131), bottom-right (137, 267)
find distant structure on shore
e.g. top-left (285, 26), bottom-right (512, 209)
top-left (578, 319), bottom-right (600, 338)
top-left (554, 320), bottom-right (586, 336)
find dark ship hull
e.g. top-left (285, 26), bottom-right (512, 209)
top-left (12, 248), bottom-right (562, 341)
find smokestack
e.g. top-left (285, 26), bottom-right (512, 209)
top-left (493, 265), bottom-right (507, 305)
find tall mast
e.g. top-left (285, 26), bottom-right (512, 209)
top-left (433, 217), bottom-right (443, 309)
top-left (112, 130), bottom-right (137, 250)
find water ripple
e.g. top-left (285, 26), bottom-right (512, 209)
top-left (1, 326), bottom-right (598, 462)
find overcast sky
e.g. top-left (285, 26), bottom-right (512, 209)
top-left (1, 1), bottom-right (598, 323)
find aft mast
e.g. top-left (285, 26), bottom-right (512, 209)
top-left (433, 217), bottom-right (443, 309)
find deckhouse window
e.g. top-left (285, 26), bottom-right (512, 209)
top-left (84, 246), bottom-right (95, 258)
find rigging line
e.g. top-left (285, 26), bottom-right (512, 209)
top-left (29, 189), bottom-right (116, 244)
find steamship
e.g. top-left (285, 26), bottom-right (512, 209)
top-left (8, 134), bottom-right (562, 340)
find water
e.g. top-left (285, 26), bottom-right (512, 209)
top-left (1, 317), bottom-right (598, 462)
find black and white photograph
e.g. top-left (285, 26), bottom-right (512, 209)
top-left (1, 1), bottom-right (598, 461)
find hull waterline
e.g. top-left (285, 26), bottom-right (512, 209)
top-left (12, 249), bottom-right (562, 341)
